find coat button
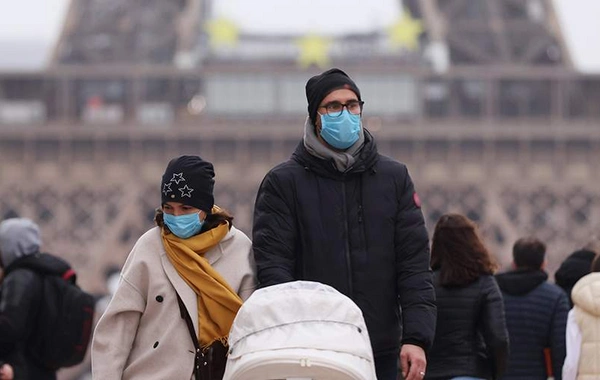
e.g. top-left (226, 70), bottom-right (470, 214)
top-left (153, 341), bottom-right (159, 348)
top-left (156, 295), bottom-right (164, 302)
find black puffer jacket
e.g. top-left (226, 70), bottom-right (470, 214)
top-left (0, 260), bottom-right (56, 380)
top-left (426, 273), bottom-right (509, 380)
top-left (252, 131), bottom-right (436, 355)
top-left (496, 269), bottom-right (569, 380)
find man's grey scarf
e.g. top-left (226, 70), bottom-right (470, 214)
top-left (302, 117), bottom-right (365, 172)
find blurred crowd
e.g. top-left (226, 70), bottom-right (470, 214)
top-left (1, 217), bottom-right (596, 380)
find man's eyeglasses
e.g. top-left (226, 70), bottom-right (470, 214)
top-left (319, 100), bottom-right (364, 117)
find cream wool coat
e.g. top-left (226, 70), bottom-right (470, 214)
top-left (91, 225), bottom-right (256, 380)
top-left (571, 272), bottom-right (600, 380)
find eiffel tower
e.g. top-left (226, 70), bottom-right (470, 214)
top-left (0, 0), bottom-right (599, 292)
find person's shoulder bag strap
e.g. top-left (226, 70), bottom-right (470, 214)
top-left (177, 294), bottom-right (202, 380)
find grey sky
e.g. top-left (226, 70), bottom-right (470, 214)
top-left (0, 0), bottom-right (68, 41)
top-left (553, 0), bottom-right (600, 73)
top-left (213, 0), bottom-right (401, 36)
top-left (0, 0), bottom-right (598, 72)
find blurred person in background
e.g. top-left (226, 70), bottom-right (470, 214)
top-left (0, 261), bottom-right (14, 380)
top-left (0, 265), bottom-right (16, 380)
top-left (252, 68), bottom-right (436, 380)
top-left (562, 253), bottom-right (600, 380)
top-left (425, 213), bottom-right (508, 380)
top-left (61, 265), bottom-right (122, 380)
top-left (92, 155), bottom-right (257, 380)
top-left (0, 218), bottom-right (55, 380)
top-left (555, 238), bottom-right (599, 307)
top-left (0, 363), bottom-right (14, 380)
top-left (496, 237), bottom-right (569, 380)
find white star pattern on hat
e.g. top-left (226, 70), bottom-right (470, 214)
top-left (162, 182), bottom-right (172, 195)
top-left (179, 185), bottom-right (194, 198)
top-left (170, 173), bottom-right (185, 184)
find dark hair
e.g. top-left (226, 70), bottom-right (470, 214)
top-left (431, 213), bottom-right (498, 286)
top-left (512, 237), bottom-right (546, 270)
top-left (154, 207), bottom-right (234, 235)
top-left (591, 254), bottom-right (600, 273)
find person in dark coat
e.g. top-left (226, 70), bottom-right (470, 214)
top-left (496, 237), bottom-right (569, 380)
top-left (0, 218), bottom-right (56, 380)
top-left (252, 68), bottom-right (436, 380)
top-left (426, 213), bottom-right (509, 380)
top-left (555, 248), bottom-right (596, 307)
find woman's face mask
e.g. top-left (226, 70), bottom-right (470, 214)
top-left (163, 212), bottom-right (204, 239)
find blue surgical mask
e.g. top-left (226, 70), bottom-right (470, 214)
top-left (163, 212), bottom-right (204, 239)
top-left (319, 109), bottom-right (361, 150)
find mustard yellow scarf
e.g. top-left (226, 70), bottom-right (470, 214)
top-left (161, 221), bottom-right (242, 349)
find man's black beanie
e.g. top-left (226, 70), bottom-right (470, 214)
top-left (161, 155), bottom-right (215, 212)
top-left (305, 68), bottom-right (361, 126)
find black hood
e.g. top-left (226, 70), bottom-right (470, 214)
top-left (555, 249), bottom-right (596, 290)
top-left (495, 269), bottom-right (548, 295)
top-left (4, 252), bottom-right (70, 277)
top-left (292, 128), bottom-right (379, 179)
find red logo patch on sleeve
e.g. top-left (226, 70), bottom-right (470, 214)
top-left (413, 192), bottom-right (422, 208)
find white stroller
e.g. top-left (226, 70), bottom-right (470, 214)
top-left (223, 281), bottom-right (377, 380)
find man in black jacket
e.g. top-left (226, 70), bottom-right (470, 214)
top-left (495, 237), bottom-right (569, 380)
top-left (252, 68), bottom-right (436, 380)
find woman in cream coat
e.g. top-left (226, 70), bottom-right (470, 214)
top-left (92, 156), bottom-right (256, 380)
top-left (562, 253), bottom-right (600, 380)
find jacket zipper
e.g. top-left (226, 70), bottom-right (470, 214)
top-left (342, 180), bottom-right (354, 297)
